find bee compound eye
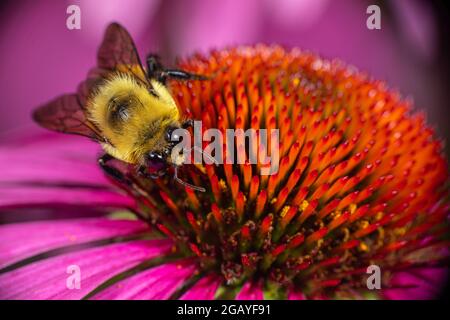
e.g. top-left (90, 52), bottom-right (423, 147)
top-left (148, 152), bottom-right (164, 161)
top-left (165, 127), bottom-right (181, 142)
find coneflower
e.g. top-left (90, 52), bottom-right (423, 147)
top-left (147, 45), bottom-right (450, 298)
top-left (0, 45), bottom-right (448, 300)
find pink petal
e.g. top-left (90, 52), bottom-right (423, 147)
top-left (0, 132), bottom-right (101, 162)
top-left (288, 289), bottom-right (306, 300)
top-left (0, 150), bottom-right (108, 186)
top-left (0, 134), bottom-right (102, 186)
top-left (180, 274), bottom-right (221, 300)
top-left (0, 218), bottom-right (149, 269)
top-left (0, 132), bottom-right (134, 211)
top-left (382, 268), bottom-right (448, 300)
top-left (0, 186), bottom-right (135, 209)
top-left (0, 239), bottom-right (172, 300)
top-left (235, 281), bottom-right (264, 300)
top-left (92, 260), bottom-right (198, 300)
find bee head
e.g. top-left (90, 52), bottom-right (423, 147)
top-left (144, 125), bottom-right (184, 170)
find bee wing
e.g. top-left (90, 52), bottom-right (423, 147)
top-left (97, 22), bottom-right (147, 83)
top-left (34, 23), bottom-right (145, 141)
top-left (76, 67), bottom-right (107, 106)
top-left (79, 23), bottom-right (148, 104)
top-left (33, 94), bottom-right (103, 141)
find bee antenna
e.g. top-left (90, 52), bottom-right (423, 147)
top-left (171, 146), bottom-right (219, 192)
top-left (173, 166), bottom-right (206, 192)
top-left (190, 146), bottom-right (219, 166)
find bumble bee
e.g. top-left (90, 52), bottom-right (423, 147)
top-left (33, 23), bottom-right (208, 191)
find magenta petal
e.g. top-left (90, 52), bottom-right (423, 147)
top-left (288, 290), bottom-right (306, 300)
top-left (0, 186), bottom-right (135, 210)
top-left (0, 239), bottom-right (172, 299)
top-left (382, 268), bottom-right (448, 300)
top-left (0, 133), bottom-right (134, 211)
top-left (0, 133), bottom-right (104, 185)
top-left (1, 133), bottom-right (101, 162)
top-left (92, 260), bottom-right (198, 300)
top-left (180, 274), bottom-right (221, 300)
top-left (0, 218), bottom-right (148, 269)
top-left (0, 148), bottom-right (108, 186)
top-left (235, 281), bottom-right (264, 300)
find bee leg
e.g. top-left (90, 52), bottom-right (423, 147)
top-left (160, 70), bottom-right (209, 83)
top-left (98, 154), bottom-right (131, 186)
top-left (181, 119), bottom-right (194, 129)
top-left (137, 165), bottom-right (166, 180)
top-left (146, 54), bottom-right (164, 77)
top-left (146, 54), bottom-right (208, 84)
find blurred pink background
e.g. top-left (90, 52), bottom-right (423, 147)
top-left (0, 0), bottom-right (448, 146)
